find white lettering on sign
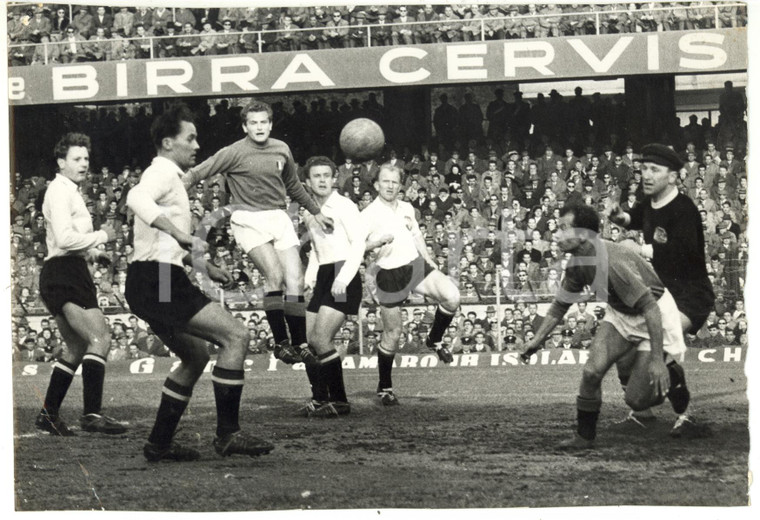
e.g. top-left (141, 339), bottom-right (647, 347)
top-left (129, 358), bottom-right (155, 374)
top-left (419, 355), bottom-right (438, 368)
top-left (679, 33), bottom-right (727, 69)
top-left (447, 44), bottom-right (487, 80)
top-left (358, 356), bottom-right (378, 369)
top-left (557, 350), bottom-right (577, 365)
top-left (267, 356), bottom-right (278, 371)
top-left (724, 347), bottom-right (742, 362)
top-left (116, 62), bottom-right (128, 97)
top-left (271, 54), bottom-right (335, 89)
top-left (146, 61), bottom-right (193, 95)
top-left (211, 57), bottom-right (259, 92)
top-left (697, 349), bottom-right (716, 362)
top-left (647, 34), bottom-right (659, 70)
top-left (379, 47), bottom-right (430, 83)
top-left (53, 65), bottom-right (99, 100)
top-left (21, 365), bottom-right (38, 376)
top-left (400, 356), bottom-right (419, 368)
top-left (567, 37), bottom-right (633, 73)
top-left (459, 354), bottom-right (479, 367)
top-left (244, 359), bottom-right (254, 372)
top-left (8, 77), bottom-right (25, 100)
top-left (503, 41), bottom-right (555, 77)
top-left (342, 357), bottom-right (356, 369)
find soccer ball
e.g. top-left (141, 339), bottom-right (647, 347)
top-left (339, 118), bottom-right (385, 161)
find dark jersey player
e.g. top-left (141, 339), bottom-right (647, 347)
top-left (607, 143), bottom-right (714, 436)
top-left (185, 101), bottom-right (333, 367)
top-left (521, 204), bottom-right (691, 449)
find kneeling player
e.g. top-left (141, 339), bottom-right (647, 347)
top-left (298, 156), bottom-right (367, 417)
top-left (361, 165), bottom-right (460, 405)
top-left (521, 204), bottom-right (691, 449)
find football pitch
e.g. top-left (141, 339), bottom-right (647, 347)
top-left (12, 354), bottom-right (749, 511)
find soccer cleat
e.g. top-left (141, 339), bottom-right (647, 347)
top-left (556, 433), bottom-right (595, 450)
top-left (35, 411), bottom-right (76, 437)
top-left (376, 387), bottom-right (399, 406)
top-left (296, 399), bottom-right (323, 417)
top-left (80, 413), bottom-right (128, 434)
top-left (610, 410), bottom-right (657, 430)
top-left (310, 401), bottom-right (351, 418)
top-left (425, 338), bottom-right (454, 364)
top-left (669, 413), bottom-right (711, 438)
top-left (273, 340), bottom-right (301, 365)
top-left (213, 430), bottom-right (274, 457)
top-left (295, 343), bottom-right (319, 367)
top-left (143, 442), bottom-right (200, 462)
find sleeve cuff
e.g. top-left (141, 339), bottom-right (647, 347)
top-left (640, 244), bottom-right (654, 259)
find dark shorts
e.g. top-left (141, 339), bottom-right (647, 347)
top-left (667, 278), bottom-right (716, 335)
top-left (306, 262), bottom-right (362, 316)
top-left (125, 261), bottom-right (211, 336)
top-left (370, 256), bottom-right (435, 308)
top-left (39, 256), bottom-right (99, 317)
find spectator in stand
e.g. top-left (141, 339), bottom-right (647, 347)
top-left (216, 19), bottom-right (240, 54)
top-left (72, 6), bottom-right (94, 39)
top-left (150, 7), bottom-right (173, 36)
top-left (91, 6), bottom-right (113, 38)
top-left (86, 27), bottom-right (111, 62)
top-left (27, 8), bottom-right (52, 43)
top-left (58, 26), bottom-right (87, 63)
top-left (324, 10), bottom-right (349, 48)
top-left (112, 7), bottom-right (135, 37)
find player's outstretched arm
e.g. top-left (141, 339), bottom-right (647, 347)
top-left (519, 312), bottom-right (562, 363)
top-left (604, 200), bottom-right (631, 227)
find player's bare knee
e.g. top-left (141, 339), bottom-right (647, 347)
top-left (187, 350), bottom-right (211, 375)
top-left (581, 365), bottom-right (605, 387)
top-left (227, 325), bottom-right (250, 351)
top-left (624, 393), bottom-right (646, 411)
top-left (442, 288), bottom-right (460, 312)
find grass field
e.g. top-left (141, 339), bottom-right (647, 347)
top-left (12, 355), bottom-right (749, 511)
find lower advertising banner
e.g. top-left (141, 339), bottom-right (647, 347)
top-left (12, 347), bottom-right (745, 378)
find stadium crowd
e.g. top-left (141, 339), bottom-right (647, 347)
top-left (9, 77), bottom-right (748, 363)
top-left (6, 2), bottom-right (748, 65)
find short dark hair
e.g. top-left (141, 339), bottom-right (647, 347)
top-left (241, 101), bottom-right (273, 123)
top-left (559, 203), bottom-right (600, 233)
top-left (304, 156), bottom-right (337, 178)
top-left (151, 104), bottom-right (195, 151)
top-left (54, 132), bottom-right (91, 160)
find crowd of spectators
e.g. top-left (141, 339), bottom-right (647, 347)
top-left (7, 3), bottom-right (748, 65)
top-left (9, 81), bottom-right (747, 362)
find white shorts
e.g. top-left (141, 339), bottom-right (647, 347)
top-left (230, 209), bottom-right (299, 253)
top-left (603, 288), bottom-right (686, 357)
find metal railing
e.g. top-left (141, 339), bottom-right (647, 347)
top-left (7, 3), bottom-right (747, 66)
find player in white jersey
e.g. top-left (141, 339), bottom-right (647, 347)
top-left (296, 156), bottom-right (367, 417)
top-left (125, 104), bottom-right (273, 462)
top-left (35, 132), bottom-right (126, 436)
top-left (361, 165), bottom-right (460, 405)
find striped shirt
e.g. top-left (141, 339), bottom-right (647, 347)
top-left (126, 156), bottom-right (191, 268)
top-left (43, 173), bottom-right (109, 260)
